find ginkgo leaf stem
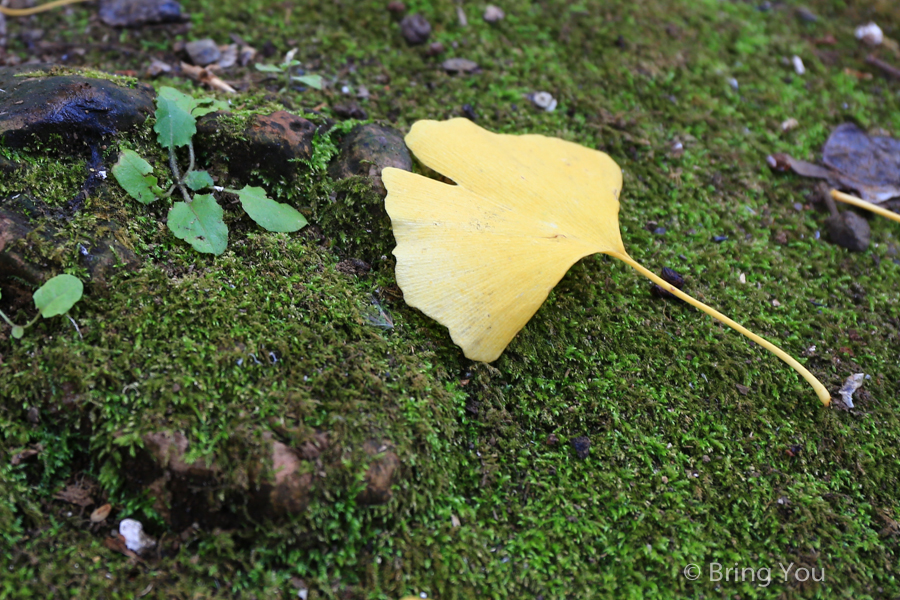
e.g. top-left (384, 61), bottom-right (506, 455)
top-left (610, 251), bottom-right (831, 406)
top-left (830, 189), bottom-right (900, 224)
top-left (0, 0), bottom-right (89, 17)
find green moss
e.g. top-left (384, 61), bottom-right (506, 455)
top-left (2, 0), bottom-right (900, 598)
top-left (14, 66), bottom-right (139, 88)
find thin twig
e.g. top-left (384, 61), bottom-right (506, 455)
top-left (866, 54), bottom-right (900, 81)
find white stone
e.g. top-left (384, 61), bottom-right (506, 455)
top-left (855, 22), bottom-right (883, 46)
top-left (119, 519), bottom-right (156, 554)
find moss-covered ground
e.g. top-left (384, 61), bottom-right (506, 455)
top-left (2, 0), bottom-right (900, 598)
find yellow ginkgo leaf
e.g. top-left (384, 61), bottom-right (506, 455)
top-left (383, 118), bottom-right (830, 406)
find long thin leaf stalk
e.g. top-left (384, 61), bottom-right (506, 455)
top-left (610, 251), bottom-right (831, 406)
top-left (830, 189), bottom-right (900, 224)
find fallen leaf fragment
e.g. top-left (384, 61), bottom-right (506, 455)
top-left (91, 503), bottom-right (112, 523)
top-left (103, 533), bottom-right (140, 560)
top-left (384, 118), bottom-right (831, 405)
top-left (54, 484), bottom-right (93, 507)
top-left (180, 62), bottom-right (237, 94)
top-left (10, 448), bottom-right (39, 465)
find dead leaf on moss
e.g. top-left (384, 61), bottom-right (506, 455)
top-left (768, 123), bottom-right (900, 203)
top-left (54, 483), bottom-right (93, 507)
top-left (180, 62), bottom-right (237, 94)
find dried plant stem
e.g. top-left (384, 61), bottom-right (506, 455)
top-left (611, 252), bottom-right (831, 406)
top-left (830, 189), bottom-right (900, 224)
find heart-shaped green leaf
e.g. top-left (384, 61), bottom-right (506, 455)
top-left (234, 186), bottom-right (307, 232)
top-left (154, 88), bottom-right (196, 150)
top-left (112, 149), bottom-right (163, 204)
top-left (167, 194), bottom-right (228, 255)
top-left (33, 274), bottom-right (84, 318)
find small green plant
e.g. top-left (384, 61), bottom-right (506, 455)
top-left (0, 274), bottom-right (83, 339)
top-left (255, 48), bottom-right (325, 92)
top-left (112, 87), bottom-right (308, 255)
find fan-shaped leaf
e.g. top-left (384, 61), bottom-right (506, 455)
top-left (383, 118), bottom-right (830, 405)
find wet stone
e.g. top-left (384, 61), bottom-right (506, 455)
top-left (442, 58), bottom-right (479, 74)
top-left (826, 211), bottom-right (870, 252)
top-left (98, 0), bottom-right (185, 27)
top-left (400, 13), bottom-right (431, 45)
top-left (328, 123), bottom-right (412, 198)
top-left (185, 39), bottom-right (221, 66)
top-left (0, 64), bottom-right (155, 151)
top-left (195, 110), bottom-right (317, 181)
top-left (571, 436), bottom-right (591, 459)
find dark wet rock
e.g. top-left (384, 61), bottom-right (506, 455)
top-left (400, 13), bottom-right (431, 45)
top-left (98, 0), bottom-right (185, 27)
top-left (426, 41), bottom-right (445, 56)
top-left (651, 267), bottom-right (685, 299)
top-left (358, 441), bottom-right (400, 505)
top-left (0, 157), bottom-right (20, 175)
top-left (322, 124), bottom-right (412, 258)
top-left (826, 211), bottom-right (870, 252)
top-left (195, 110), bottom-right (317, 181)
top-left (0, 65), bottom-right (155, 151)
top-left (143, 431), bottom-right (218, 479)
top-left (332, 102), bottom-right (368, 120)
top-left (571, 436), bottom-right (591, 459)
top-left (0, 202), bottom-right (140, 302)
top-left (185, 39), bottom-right (221, 67)
top-left (264, 438), bottom-right (315, 516)
top-left (328, 123), bottom-right (412, 198)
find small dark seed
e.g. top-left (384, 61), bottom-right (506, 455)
top-left (660, 267), bottom-right (684, 288)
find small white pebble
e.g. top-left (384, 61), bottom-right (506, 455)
top-left (855, 22), bottom-right (883, 46)
top-left (739, 272), bottom-right (746, 284)
top-left (531, 91), bottom-right (557, 112)
top-left (780, 117), bottom-right (799, 132)
top-left (727, 77), bottom-right (739, 90)
top-left (98, 169), bottom-right (107, 180)
top-left (483, 5), bottom-right (504, 23)
top-left (791, 55), bottom-right (805, 75)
